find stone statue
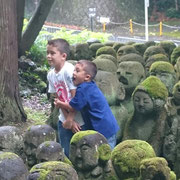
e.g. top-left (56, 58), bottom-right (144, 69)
top-left (24, 124), bottom-right (56, 168)
top-left (0, 152), bottom-right (29, 180)
top-left (36, 140), bottom-right (71, 165)
top-left (123, 76), bottom-right (168, 156)
top-left (139, 157), bottom-right (172, 180)
top-left (28, 161), bottom-right (78, 180)
top-left (0, 126), bottom-right (24, 160)
top-left (149, 61), bottom-right (177, 96)
top-left (69, 130), bottom-right (118, 180)
top-left (95, 70), bottom-right (127, 143)
top-left (117, 61), bottom-right (146, 117)
top-left (174, 57), bottom-right (180, 81)
top-left (164, 81), bottom-right (180, 178)
top-left (111, 139), bottom-right (156, 179)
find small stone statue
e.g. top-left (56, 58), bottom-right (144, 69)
top-left (69, 130), bottom-right (118, 180)
top-left (24, 124), bottom-right (56, 168)
top-left (123, 76), bottom-right (168, 156)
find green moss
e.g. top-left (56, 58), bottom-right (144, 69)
top-left (111, 140), bottom-right (156, 179)
top-left (70, 130), bottom-right (97, 144)
top-left (133, 43), bottom-right (147, 56)
top-left (170, 171), bottom-right (176, 180)
top-left (96, 54), bottom-right (117, 66)
top-left (150, 61), bottom-right (175, 74)
top-left (96, 46), bottom-right (117, 58)
top-left (112, 42), bottom-right (124, 52)
top-left (143, 46), bottom-right (166, 62)
top-left (98, 144), bottom-right (111, 161)
top-left (172, 81), bottom-right (180, 95)
top-left (0, 152), bottom-right (18, 160)
top-left (133, 76), bottom-right (168, 100)
top-left (158, 41), bottom-right (176, 57)
top-left (147, 54), bottom-right (169, 63)
top-left (171, 46), bottom-right (180, 65)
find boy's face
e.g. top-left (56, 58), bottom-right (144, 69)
top-left (73, 63), bottom-right (90, 86)
top-left (47, 45), bottom-right (66, 70)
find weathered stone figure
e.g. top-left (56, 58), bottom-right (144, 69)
top-left (69, 130), bottom-right (118, 180)
top-left (117, 61), bottom-right (146, 117)
top-left (36, 140), bottom-right (71, 165)
top-left (139, 157), bottom-right (172, 180)
top-left (0, 152), bottom-right (29, 180)
top-left (164, 81), bottom-right (180, 178)
top-left (24, 124), bottom-right (56, 168)
top-left (150, 61), bottom-right (177, 96)
top-left (27, 161), bottom-right (78, 180)
top-left (123, 76), bottom-right (168, 156)
top-left (95, 70), bottom-right (127, 143)
top-left (0, 126), bottom-right (24, 159)
top-left (111, 140), bottom-right (156, 179)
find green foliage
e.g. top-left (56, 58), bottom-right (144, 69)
top-left (166, 8), bottom-right (180, 18)
top-left (25, 21), bottom-right (111, 65)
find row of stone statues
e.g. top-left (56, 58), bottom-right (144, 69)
top-left (0, 125), bottom-right (176, 179)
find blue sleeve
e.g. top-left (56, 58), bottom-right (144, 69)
top-left (69, 87), bottom-right (87, 111)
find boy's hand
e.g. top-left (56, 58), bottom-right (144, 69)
top-left (54, 98), bottom-right (60, 108)
top-left (71, 121), bottom-right (81, 133)
top-left (62, 119), bottom-right (73, 129)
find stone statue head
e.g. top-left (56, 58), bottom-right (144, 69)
top-left (69, 130), bottom-right (116, 179)
top-left (36, 141), bottom-right (69, 164)
top-left (132, 76), bottom-right (168, 114)
top-left (172, 81), bottom-right (180, 106)
top-left (28, 161), bottom-right (78, 180)
top-left (174, 57), bottom-right (180, 81)
top-left (24, 124), bottom-right (56, 168)
top-left (69, 130), bottom-right (111, 171)
top-left (111, 140), bottom-right (156, 179)
top-left (0, 152), bottom-right (29, 180)
top-left (139, 157), bottom-right (171, 180)
top-left (95, 70), bottom-right (125, 105)
top-left (0, 126), bottom-right (24, 158)
top-left (150, 61), bottom-right (177, 95)
top-left (117, 61), bottom-right (145, 94)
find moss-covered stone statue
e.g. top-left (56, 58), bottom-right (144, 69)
top-left (145, 53), bottom-right (169, 75)
top-left (89, 42), bottom-right (104, 58)
top-left (164, 81), bottom-right (180, 178)
top-left (27, 161), bottom-right (78, 180)
top-left (133, 43), bottom-right (147, 56)
top-left (139, 157), bottom-right (172, 180)
top-left (150, 61), bottom-right (177, 96)
top-left (24, 124), bottom-right (56, 168)
top-left (96, 46), bottom-right (117, 59)
top-left (36, 141), bottom-right (71, 165)
top-left (69, 130), bottom-right (118, 180)
top-left (123, 76), bottom-right (168, 156)
top-left (117, 45), bottom-right (139, 63)
top-left (117, 61), bottom-right (146, 117)
top-left (111, 139), bottom-right (156, 179)
top-left (95, 70), bottom-right (128, 143)
top-left (174, 57), bottom-right (180, 81)
top-left (143, 45), bottom-right (167, 62)
top-left (170, 46), bottom-right (180, 65)
top-left (0, 152), bottom-right (29, 180)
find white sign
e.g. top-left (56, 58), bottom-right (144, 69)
top-left (145, 0), bottom-right (149, 7)
top-left (99, 17), bottom-right (110, 24)
top-left (89, 8), bottom-right (96, 17)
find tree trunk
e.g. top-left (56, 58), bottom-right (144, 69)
top-left (0, 0), bottom-right (26, 125)
top-left (19, 0), bottom-right (55, 56)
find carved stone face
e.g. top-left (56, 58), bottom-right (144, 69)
top-left (117, 61), bottom-right (145, 93)
top-left (133, 91), bottom-right (154, 115)
top-left (70, 137), bottom-right (99, 171)
top-left (150, 71), bottom-right (176, 95)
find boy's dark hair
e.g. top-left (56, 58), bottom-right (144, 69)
top-left (47, 38), bottom-right (70, 57)
top-left (78, 60), bottom-right (97, 80)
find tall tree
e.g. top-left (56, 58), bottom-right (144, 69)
top-left (0, 0), bottom-right (55, 125)
top-left (0, 0), bottom-right (26, 125)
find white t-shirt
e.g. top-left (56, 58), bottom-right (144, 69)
top-left (47, 61), bottom-right (84, 125)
